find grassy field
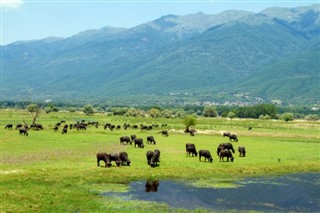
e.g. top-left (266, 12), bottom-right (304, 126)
top-left (1, 109), bottom-right (319, 212)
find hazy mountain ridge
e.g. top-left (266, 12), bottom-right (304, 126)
top-left (2, 4), bottom-right (319, 105)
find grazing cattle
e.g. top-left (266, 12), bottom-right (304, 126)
top-left (108, 153), bottom-right (121, 166)
top-left (109, 124), bottom-right (115, 131)
top-left (150, 149), bottom-right (160, 167)
top-left (223, 132), bottom-right (231, 137)
top-left (248, 127), bottom-right (252, 130)
top-left (159, 130), bottom-right (169, 137)
top-left (96, 152), bottom-right (111, 167)
top-left (217, 143), bottom-right (235, 155)
top-left (130, 134), bottom-right (137, 142)
top-left (88, 121), bottom-right (99, 128)
top-left (219, 149), bottom-right (234, 162)
top-left (145, 180), bottom-right (159, 192)
top-left (123, 123), bottom-right (130, 130)
top-left (120, 136), bottom-right (132, 145)
top-left (199, 150), bottom-right (213, 163)
top-left (76, 124), bottom-right (87, 131)
top-left (132, 125), bottom-right (138, 129)
top-left (5, 124), bottom-right (13, 129)
top-left (134, 138), bottom-right (145, 148)
top-left (19, 128), bottom-right (28, 136)
top-left (104, 123), bottom-right (111, 130)
top-left (229, 134), bottom-right (238, 142)
top-left (238, 146), bottom-right (246, 157)
top-left (53, 125), bottom-right (59, 132)
top-left (62, 125), bottom-right (68, 134)
top-left (16, 124), bottom-right (23, 129)
top-left (189, 129), bottom-right (197, 136)
top-left (119, 152), bottom-right (131, 166)
top-left (186, 143), bottom-right (197, 157)
top-left (30, 124), bottom-right (43, 130)
top-left (147, 136), bottom-right (156, 145)
top-left (141, 125), bottom-right (149, 130)
top-left (146, 150), bottom-right (154, 165)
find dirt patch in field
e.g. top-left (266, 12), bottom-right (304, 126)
top-left (0, 169), bottom-right (24, 175)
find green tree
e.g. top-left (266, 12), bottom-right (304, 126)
top-left (202, 105), bottom-right (218, 117)
top-left (281, 113), bottom-right (294, 122)
top-left (149, 108), bottom-right (161, 118)
top-left (162, 109), bottom-right (173, 118)
top-left (227, 111), bottom-right (236, 120)
top-left (26, 104), bottom-right (41, 124)
top-left (183, 115), bottom-right (197, 133)
top-left (305, 114), bottom-right (319, 121)
top-left (83, 104), bottom-right (95, 115)
top-left (69, 107), bottom-right (76, 112)
top-left (44, 106), bottom-right (52, 114)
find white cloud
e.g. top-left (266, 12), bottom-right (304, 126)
top-left (1, 0), bottom-right (24, 9)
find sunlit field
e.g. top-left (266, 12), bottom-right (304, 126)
top-left (1, 109), bottom-right (319, 212)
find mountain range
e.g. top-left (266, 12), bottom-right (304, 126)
top-left (2, 4), bottom-right (319, 106)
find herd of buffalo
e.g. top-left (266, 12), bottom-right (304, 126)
top-left (5, 120), bottom-right (246, 168)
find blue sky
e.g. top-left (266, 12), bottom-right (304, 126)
top-left (1, 0), bottom-right (318, 45)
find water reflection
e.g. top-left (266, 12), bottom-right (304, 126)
top-left (145, 180), bottom-right (159, 192)
top-left (103, 173), bottom-right (320, 212)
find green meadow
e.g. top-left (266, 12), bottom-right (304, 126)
top-left (1, 109), bottom-right (319, 212)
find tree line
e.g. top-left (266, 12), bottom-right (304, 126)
top-left (2, 101), bottom-right (319, 122)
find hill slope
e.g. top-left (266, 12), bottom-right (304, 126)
top-left (2, 4), bottom-right (319, 105)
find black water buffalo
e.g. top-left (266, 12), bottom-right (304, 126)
top-left (120, 136), bottom-right (132, 145)
top-left (199, 150), bottom-right (213, 163)
top-left (217, 142), bottom-right (235, 156)
top-left (30, 124), bottom-right (43, 130)
top-left (76, 124), bottom-right (87, 131)
top-left (150, 149), bottom-right (160, 167)
top-left (16, 124), bottom-right (23, 129)
top-left (147, 136), bottom-right (156, 145)
top-left (103, 123), bottom-right (110, 130)
top-left (109, 153), bottom-right (121, 166)
top-left (141, 125), bottom-right (149, 130)
top-left (159, 130), bottom-right (169, 136)
top-left (229, 134), bottom-right (238, 142)
top-left (19, 128), bottom-right (28, 136)
top-left (189, 129), bottom-right (197, 136)
top-left (62, 125), bottom-right (68, 134)
top-left (130, 134), bottom-right (137, 142)
top-left (53, 125), bottom-right (59, 132)
top-left (119, 152), bottom-right (131, 166)
top-left (134, 138), bottom-right (145, 148)
top-left (96, 152), bottom-right (111, 167)
top-left (219, 149), bottom-right (234, 162)
top-left (238, 146), bottom-right (246, 157)
top-left (5, 124), bottom-right (13, 129)
top-left (123, 123), bottom-right (130, 130)
top-left (186, 143), bottom-right (197, 157)
top-left (145, 180), bottom-right (159, 192)
top-left (223, 132), bottom-right (231, 137)
top-left (146, 150), bottom-right (154, 165)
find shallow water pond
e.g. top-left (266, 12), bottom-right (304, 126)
top-left (103, 173), bottom-right (320, 212)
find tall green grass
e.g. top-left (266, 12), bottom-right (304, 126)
top-left (1, 109), bottom-right (319, 212)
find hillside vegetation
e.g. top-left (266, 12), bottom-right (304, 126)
top-left (2, 4), bottom-right (319, 105)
